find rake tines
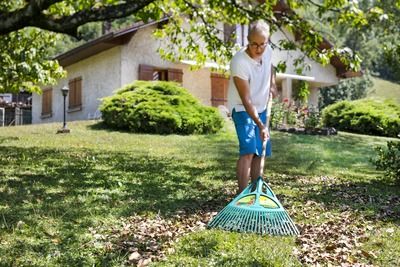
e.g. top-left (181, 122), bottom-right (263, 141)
top-left (208, 177), bottom-right (299, 236)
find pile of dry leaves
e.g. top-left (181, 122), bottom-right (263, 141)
top-left (295, 211), bottom-right (377, 266)
top-left (89, 210), bottom-right (215, 266)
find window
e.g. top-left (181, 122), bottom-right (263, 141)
top-left (138, 64), bottom-right (183, 83)
top-left (41, 88), bottom-right (52, 117)
top-left (223, 24), bottom-right (249, 46)
top-left (236, 24), bottom-right (249, 47)
top-left (68, 77), bottom-right (82, 111)
top-left (155, 69), bottom-right (168, 81)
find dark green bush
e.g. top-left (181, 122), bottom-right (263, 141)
top-left (373, 141), bottom-right (400, 184)
top-left (99, 81), bottom-right (224, 134)
top-left (321, 99), bottom-right (400, 137)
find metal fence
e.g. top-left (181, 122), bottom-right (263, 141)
top-left (0, 107), bottom-right (4, 127)
top-left (0, 107), bottom-right (32, 126)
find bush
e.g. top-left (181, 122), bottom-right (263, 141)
top-left (319, 72), bottom-right (373, 109)
top-left (321, 99), bottom-right (400, 137)
top-left (373, 141), bottom-right (400, 184)
top-left (99, 81), bottom-right (224, 134)
top-left (270, 99), bottom-right (298, 129)
top-left (304, 107), bottom-right (321, 129)
top-left (270, 99), bottom-right (285, 129)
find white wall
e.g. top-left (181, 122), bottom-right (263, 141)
top-left (32, 47), bottom-right (121, 124)
top-left (270, 29), bottom-right (339, 86)
top-left (121, 25), bottom-right (212, 105)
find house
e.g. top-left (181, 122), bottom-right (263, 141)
top-left (31, 13), bottom-right (360, 124)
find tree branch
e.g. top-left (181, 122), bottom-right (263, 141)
top-left (0, 0), bottom-right (63, 34)
top-left (0, 0), bottom-right (157, 36)
top-left (303, 0), bottom-right (341, 13)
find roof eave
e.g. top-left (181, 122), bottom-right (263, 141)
top-left (54, 18), bottom-right (169, 67)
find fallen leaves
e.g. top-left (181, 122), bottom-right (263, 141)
top-left (89, 210), bottom-right (215, 266)
top-left (86, 176), bottom-right (397, 267)
top-left (295, 211), bottom-right (377, 266)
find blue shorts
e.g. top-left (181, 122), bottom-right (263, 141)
top-left (232, 109), bottom-right (272, 157)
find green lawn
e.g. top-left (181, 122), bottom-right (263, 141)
top-left (367, 77), bottom-right (400, 103)
top-left (0, 121), bottom-right (399, 266)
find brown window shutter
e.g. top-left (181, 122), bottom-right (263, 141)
top-left (68, 79), bottom-right (75, 108)
top-left (68, 77), bottom-right (82, 109)
top-left (42, 88), bottom-right (52, 115)
top-left (167, 68), bottom-right (183, 83)
top-left (210, 73), bottom-right (229, 107)
top-left (75, 77), bottom-right (82, 107)
top-left (139, 64), bottom-right (156, 81)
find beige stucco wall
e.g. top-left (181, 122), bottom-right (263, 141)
top-left (271, 29), bottom-right (339, 86)
top-left (32, 47), bottom-right (121, 124)
top-left (181, 65), bottom-right (212, 105)
top-left (121, 25), bottom-right (212, 105)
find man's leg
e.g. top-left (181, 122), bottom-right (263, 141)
top-left (250, 155), bottom-right (265, 182)
top-left (237, 153), bottom-right (254, 193)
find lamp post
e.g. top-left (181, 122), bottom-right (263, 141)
top-left (57, 85), bottom-right (70, 134)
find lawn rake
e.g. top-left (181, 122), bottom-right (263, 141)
top-left (208, 176), bottom-right (299, 236)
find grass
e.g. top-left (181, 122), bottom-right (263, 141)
top-left (367, 77), bottom-right (400, 103)
top-left (0, 120), bottom-right (399, 266)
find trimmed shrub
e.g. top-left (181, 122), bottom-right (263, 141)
top-left (373, 141), bottom-right (400, 184)
top-left (321, 99), bottom-right (400, 137)
top-left (99, 81), bottom-right (224, 135)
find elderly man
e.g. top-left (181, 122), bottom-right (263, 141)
top-left (227, 20), bottom-right (277, 192)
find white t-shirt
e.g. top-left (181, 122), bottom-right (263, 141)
top-left (227, 45), bottom-right (273, 113)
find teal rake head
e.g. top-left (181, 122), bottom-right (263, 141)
top-left (208, 176), bottom-right (299, 236)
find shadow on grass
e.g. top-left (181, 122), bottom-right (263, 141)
top-left (0, 145), bottom-right (236, 226)
top-left (303, 179), bottom-right (400, 225)
top-left (269, 172), bottom-right (400, 225)
top-left (267, 131), bottom-right (384, 178)
top-left (87, 121), bottom-right (128, 133)
top-left (0, 138), bottom-right (237, 265)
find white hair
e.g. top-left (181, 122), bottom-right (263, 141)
top-left (248, 20), bottom-right (270, 38)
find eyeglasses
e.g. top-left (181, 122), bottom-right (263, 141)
top-left (248, 42), bottom-right (268, 50)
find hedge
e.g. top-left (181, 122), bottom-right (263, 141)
top-left (321, 99), bottom-right (400, 137)
top-left (99, 81), bottom-right (224, 135)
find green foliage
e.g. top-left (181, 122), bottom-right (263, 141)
top-left (152, 0), bottom-right (363, 74)
top-left (301, 0), bottom-right (400, 83)
top-left (379, 42), bottom-right (400, 82)
top-left (1, 0), bottom-right (398, 93)
top-left (3, 0), bottom-right (392, 93)
top-left (294, 80), bottom-right (310, 104)
top-left (321, 99), bottom-right (400, 137)
top-left (373, 141), bottom-right (400, 184)
top-left (270, 99), bottom-right (286, 129)
top-left (270, 99), bottom-right (319, 129)
top-left (319, 72), bottom-right (373, 109)
top-left (100, 81), bottom-right (224, 134)
top-left (304, 107), bottom-right (321, 129)
top-left (0, 28), bottom-right (65, 93)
